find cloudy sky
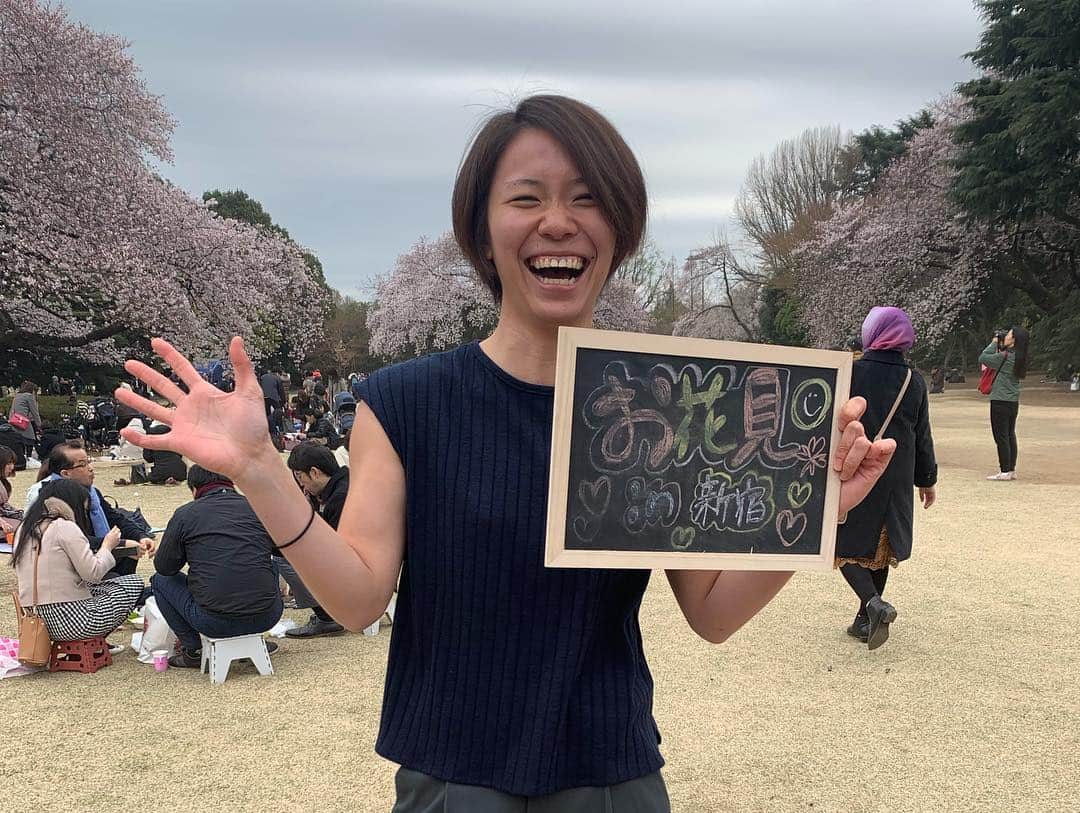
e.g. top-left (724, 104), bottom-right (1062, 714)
top-left (64, 0), bottom-right (984, 296)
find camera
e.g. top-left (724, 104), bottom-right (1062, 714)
top-left (994, 328), bottom-right (1007, 348)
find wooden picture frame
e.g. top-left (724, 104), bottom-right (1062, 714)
top-left (545, 327), bottom-right (853, 571)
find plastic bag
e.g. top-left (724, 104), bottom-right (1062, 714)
top-left (136, 596), bottom-right (177, 664)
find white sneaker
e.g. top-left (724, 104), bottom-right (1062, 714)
top-left (986, 472), bottom-right (1014, 481)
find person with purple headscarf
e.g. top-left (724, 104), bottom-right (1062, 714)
top-left (835, 307), bottom-right (938, 650)
top-left (861, 306), bottom-right (916, 353)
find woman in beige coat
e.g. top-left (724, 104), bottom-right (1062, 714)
top-left (12, 479), bottom-right (143, 641)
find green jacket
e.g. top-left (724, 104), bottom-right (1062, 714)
top-left (979, 342), bottom-right (1021, 402)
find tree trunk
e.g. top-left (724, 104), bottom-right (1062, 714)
top-left (0, 323), bottom-right (127, 352)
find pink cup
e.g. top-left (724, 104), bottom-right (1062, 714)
top-left (152, 650), bottom-right (169, 672)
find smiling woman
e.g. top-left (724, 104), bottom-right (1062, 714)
top-left (116, 94), bottom-right (894, 813)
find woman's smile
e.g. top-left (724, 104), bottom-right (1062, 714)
top-left (524, 254), bottom-right (589, 288)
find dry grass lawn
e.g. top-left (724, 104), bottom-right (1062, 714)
top-left (1, 384), bottom-right (1077, 812)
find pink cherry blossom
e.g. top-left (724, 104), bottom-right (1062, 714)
top-left (0, 0), bottom-right (324, 363)
top-left (795, 97), bottom-right (1008, 349)
top-left (367, 233), bottom-right (651, 357)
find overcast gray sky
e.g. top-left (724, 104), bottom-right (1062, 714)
top-left (64, 0), bottom-right (984, 297)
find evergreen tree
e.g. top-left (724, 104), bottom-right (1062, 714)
top-left (952, 0), bottom-right (1080, 373)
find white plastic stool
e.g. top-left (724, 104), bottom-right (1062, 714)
top-left (199, 633), bottom-right (273, 684)
top-left (385, 593), bottom-right (397, 624)
top-left (362, 620), bottom-right (380, 636)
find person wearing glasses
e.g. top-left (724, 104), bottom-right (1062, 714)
top-left (12, 479), bottom-right (144, 643)
top-left (25, 441), bottom-right (154, 577)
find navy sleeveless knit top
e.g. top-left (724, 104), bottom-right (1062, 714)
top-left (359, 341), bottom-right (663, 796)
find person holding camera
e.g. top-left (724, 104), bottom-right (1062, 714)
top-left (980, 326), bottom-right (1029, 481)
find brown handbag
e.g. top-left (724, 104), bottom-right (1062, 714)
top-left (12, 542), bottom-right (52, 667)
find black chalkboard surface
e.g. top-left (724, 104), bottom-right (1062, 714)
top-left (546, 328), bottom-right (852, 571)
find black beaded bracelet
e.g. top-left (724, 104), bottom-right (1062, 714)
top-left (274, 505), bottom-right (315, 551)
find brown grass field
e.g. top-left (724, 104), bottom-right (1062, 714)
top-left (1, 384), bottom-right (1077, 812)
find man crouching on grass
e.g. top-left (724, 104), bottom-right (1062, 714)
top-left (151, 464), bottom-right (283, 667)
top-left (278, 442), bottom-right (349, 638)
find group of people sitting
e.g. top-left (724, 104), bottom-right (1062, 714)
top-left (112, 419), bottom-right (189, 486)
top-left (8, 437), bottom-right (363, 670)
top-left (259, 367), bottom-right (348, 452)
top-left (47, 373), bottom-right (87, 396)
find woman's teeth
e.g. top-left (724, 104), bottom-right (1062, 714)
top-left (530, 256), bottom-right (585, 270)
top-left (528, 256), bottom-right (586, 285)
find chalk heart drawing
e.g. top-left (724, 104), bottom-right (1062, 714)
top-left (787, 481), bottom-right (812, 509)
top-left (578, 477), bottom-right (611, 517)
top-left (775, 510), bottom-right (807, 547)
top-left (573, 514), bottom-right (601, 542)
top-left (670, 526), bottom-right (696, 551)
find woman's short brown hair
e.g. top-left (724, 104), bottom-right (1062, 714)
top-left (452, 95), bottom-right (647, 301)
top-left (18, 380), bottom-right (36, 394)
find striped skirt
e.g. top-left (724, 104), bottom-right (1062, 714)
top-left (34, 575), bottom-right (144, 641)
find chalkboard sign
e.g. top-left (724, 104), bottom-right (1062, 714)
top-left (546, 328), bottom-right (852, 571)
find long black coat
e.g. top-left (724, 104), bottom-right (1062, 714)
top-left (836, 350), bottom-right (937, 562)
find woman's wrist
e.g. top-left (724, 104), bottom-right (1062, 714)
top-left (234, 441), bottom-right (290, 493)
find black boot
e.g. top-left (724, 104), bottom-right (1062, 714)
top-left (866, 596), bottom-right (897, 650)
top-left (286, 613), bottom-right (344, 638)
top-left (846, 614), bottom-right (869, 643)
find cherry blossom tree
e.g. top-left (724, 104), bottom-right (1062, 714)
top-left (672, 240), bottom-right (763, 342)
top-left (795, 99), bottom-right (1006, 349)
top-left (0, 0), bottom-right (324, 363)
top-left (367, 233), bottom-right (651, 357)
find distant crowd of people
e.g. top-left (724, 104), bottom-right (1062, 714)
top-left (7, 434), bottom-right (372, 669)
top-left (257, 367), bottom-right (360, 456)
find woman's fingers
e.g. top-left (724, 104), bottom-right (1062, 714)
top-left (123, 359), bottom-right (186, 404)
top-left (838, 439), bottom-right (896, 514)
top-left (836, 396), bottom-right (866, 432)
top-left (838, 435), bottom-right (872, 481)
top-left (228, 336), bottom-right (257, 391)
top-left (868, 438), bottom-right (896, 468)
top-left (832, 417), bottom-right (866, 475)
top-left (832, 397), bottom-right (869, 474)
top-left (113, 386), bottom-right (175, 425)
top-left (150, 337), bottom-right (204, 392)
top-left (856, 438), bottom-right (896, 485)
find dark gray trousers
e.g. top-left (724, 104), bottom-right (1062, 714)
top-left (391, 767), bottom-right (671, 813)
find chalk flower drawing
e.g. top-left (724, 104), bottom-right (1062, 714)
top-left (795, 436), bottom-right (827, 478)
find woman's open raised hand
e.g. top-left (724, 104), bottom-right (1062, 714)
top-left (114, 337), bottom-right (275, 482)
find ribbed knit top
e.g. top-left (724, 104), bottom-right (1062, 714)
top-left (359, 341), bottom-right (663, 796)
